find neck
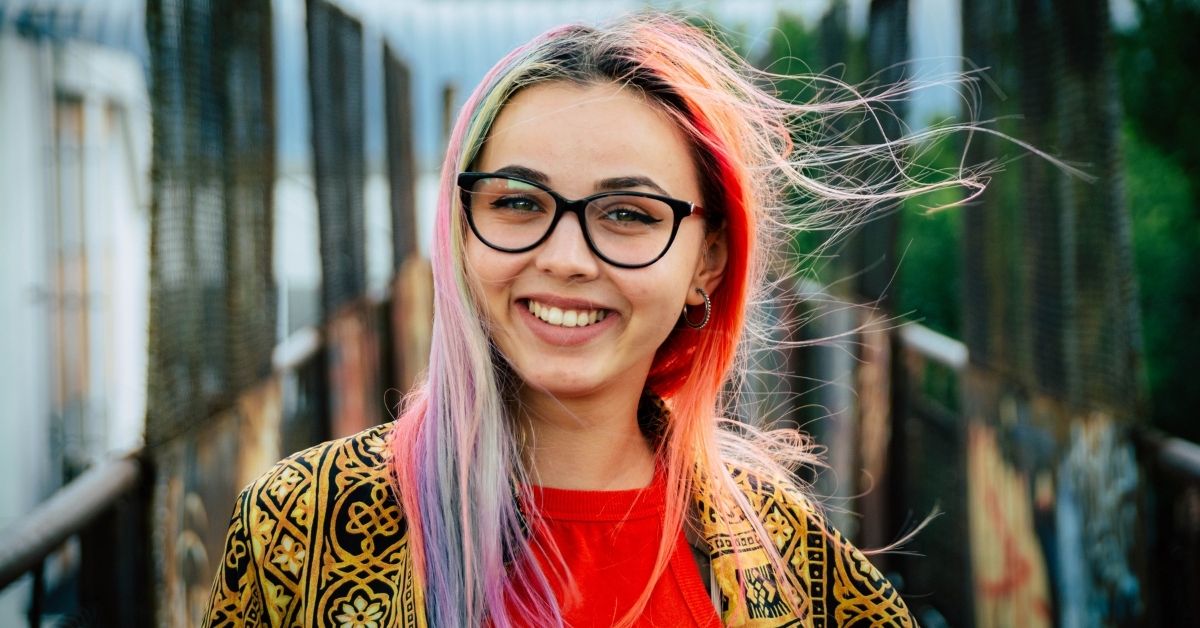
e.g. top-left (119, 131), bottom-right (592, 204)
top-left (517, 386), bottom-right (656, 490)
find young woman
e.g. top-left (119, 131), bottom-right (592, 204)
top-left (205, 12), bottom-right (973, 627)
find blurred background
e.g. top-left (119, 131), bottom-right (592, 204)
top-left (0, 0), bottom-right (1196, 626)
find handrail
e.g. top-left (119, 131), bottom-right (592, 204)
top-left (1135, 429), bottom-right (1200, 485)
top-left (272, 325), bottom-right (321, 371)
top-left (897, 323), bottom-right (968, 371)
top-left (0, 453), bottom-right (142, 590)
top-left (790, 277), bottom-right (969, 373)
top-left (892, 322), bottom-right (1200, 485)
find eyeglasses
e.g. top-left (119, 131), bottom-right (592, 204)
top-left (457, 172), bottom-right (704, 269)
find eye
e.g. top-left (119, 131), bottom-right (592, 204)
top-left (491, 195), bottom-right (544, 212)
top-left (601, 206), bottom-right (661, 224)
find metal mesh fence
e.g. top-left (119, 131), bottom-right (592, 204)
top-left (146, 0), bottom-right (275, 444)
top-left (307, 0), bottom-right (366, 316)
top-left (1055, 4), bottom-right (1140, 410)
top-left (848, 0), bottom-right (907, 305)
top-left (1018, 8), bottom-right (1070, 400)
top-left (954, 0), bottom-right (1146, 623)
top-left (223, 1), bottom-right (278, 398)
top-left (385, 45), bottom-right (418, 266)
top-left (962, 0), bottom-right (1140, 414)
top-left (961, 0), bottom-right (1021, 381)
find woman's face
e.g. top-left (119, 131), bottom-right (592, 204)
top-left (465, 81), bottom-right (723, 402)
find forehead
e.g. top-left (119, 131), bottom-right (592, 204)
top-left (474, 82), bottom-right (700, 199)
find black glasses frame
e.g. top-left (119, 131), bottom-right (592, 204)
top-left (457, 172), bottom-right (705, 269)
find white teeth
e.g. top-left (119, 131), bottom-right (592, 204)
top-left (525, 299), bottom-right (607, 328)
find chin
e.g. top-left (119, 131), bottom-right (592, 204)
top-left (517, 368), bottom-right (608, 400)
top-left (527, 379), bottom-right (604, 400)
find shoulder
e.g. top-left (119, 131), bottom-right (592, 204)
top-left (236, 422), bottom-right (404, 560)
top-left (243, 422), bottom-right (395, 504)
top-left (707, 465), bottom-right (917, 626)
top-left (235, 422), bottom-right (398, 530)
top-left (205, 423), bottom-right (409, 626)
top-left (206, 425), bottom-right (412, 624)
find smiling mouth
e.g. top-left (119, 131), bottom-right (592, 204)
top-left (524, 299), bottom-right (610, 328)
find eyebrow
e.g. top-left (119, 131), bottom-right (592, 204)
top-left (492, 165), bottom-right (671, 196)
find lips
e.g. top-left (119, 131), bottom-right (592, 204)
top-left (516, 296), bottom-right (617, 347)
top-left (526, 299), bottom-right (609, 328)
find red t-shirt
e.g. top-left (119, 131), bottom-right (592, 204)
top-left (514, 475), bottom-right (722, 627)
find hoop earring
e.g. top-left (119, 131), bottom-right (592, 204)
top-left (682, 287), bottom-right (711, 330)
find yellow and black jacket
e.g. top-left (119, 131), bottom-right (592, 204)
top-left (203, 422), bottom-right (916, 627)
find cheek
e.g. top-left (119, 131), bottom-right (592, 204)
top-left (636, 240), bottom-right (705, 308)
top-left (464, 241), bottom-right (485, 283)
top-left (466, 239), bottom-right (511, 282)
top-left (464, 241), bottom-right (522, 313)
top-left (623, 269), bottom-right (691, 327)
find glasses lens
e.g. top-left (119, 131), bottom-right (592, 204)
top-left (463, 177), bottom-right (557, 250)
top-left (586, 195), bottom-right (675, 266)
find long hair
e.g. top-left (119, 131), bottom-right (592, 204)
top-left (389, 12), bottom-right (990, 627)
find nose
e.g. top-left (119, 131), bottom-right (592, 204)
top-left (533, 212), bottom-right (601, 280)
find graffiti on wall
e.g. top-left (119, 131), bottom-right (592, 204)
top-left (390, 256), bottom-right (433, 395)
top-left (967, 421), bottom-right (1053, 628)
top-left (155, 377), bottom-right (283, 627)
top-left (327, 307), bottom-right (383, 438)
top-left (1055, 414), bottom-right (1142, 625)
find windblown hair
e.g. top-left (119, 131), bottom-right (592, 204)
top-left (389, 11), bottom-right (987, 627)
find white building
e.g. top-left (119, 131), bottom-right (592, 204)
top-left (0, 0), bottom-right (149, 622)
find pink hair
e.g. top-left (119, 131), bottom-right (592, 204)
top-left (389, 12), bottom-right (992, 627)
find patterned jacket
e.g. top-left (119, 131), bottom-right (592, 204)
top-left (202, 422), bottom-right (916, 627)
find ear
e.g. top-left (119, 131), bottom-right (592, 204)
top-left (687, 228), bottom-right (728, 306)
